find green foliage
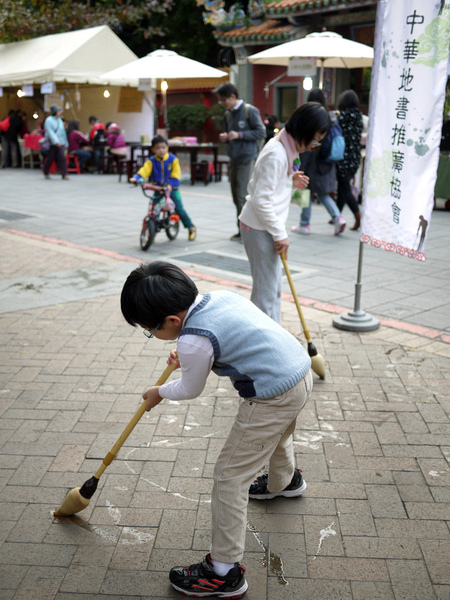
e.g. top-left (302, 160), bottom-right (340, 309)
top-left (167, 105), bottom-right (188, 131)
top-left (133, 0), bottom-right (219, 66)
top-left (209, 102), bottom-right (225, 126)
top-left (185, 104), bottom-right (210, 130)
top-left (0, 0), bottom-right (220, 69)
top-left (445, 80), bottom-right (450, 120)
top-left (0, 0), bottom-right (174, 43)
top-left (167, 104), bottom-right (212, 132)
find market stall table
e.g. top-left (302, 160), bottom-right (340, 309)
top-left (127, 142), bottom-right (219, 185)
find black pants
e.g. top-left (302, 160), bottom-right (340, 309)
top-left (43, 145), bottom-right (67, 176)
top-left (337, 173), bottom-right (359, 216)
top-left (1, 138), bottom-right (21, 167)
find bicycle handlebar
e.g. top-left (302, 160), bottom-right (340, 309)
top-left (143, 183), bottom-right (169, 191)
top-left (129, 180), bottom-right (169, 191)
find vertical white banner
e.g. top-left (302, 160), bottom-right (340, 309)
top-left (361, 0), bottom-right (450, 261)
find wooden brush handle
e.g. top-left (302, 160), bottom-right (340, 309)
top-left (94, 361), bottom-right (177, 479)
top-left (280, 253), bottom-right (312, 344)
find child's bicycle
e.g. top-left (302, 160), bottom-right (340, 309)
top-left (137, 182), bottom-right (180, 250)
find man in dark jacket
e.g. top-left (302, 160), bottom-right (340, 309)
top-left (215, 83), bottom-right (266, 240)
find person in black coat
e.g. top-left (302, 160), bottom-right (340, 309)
top-left (0, 110), bottom-right (23, 168)
top-left (292, 89), bottom-right (346, 236)
top-left (336, 90), bottom-right (364, 230)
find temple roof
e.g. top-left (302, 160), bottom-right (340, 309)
top-left (263, 0), bottom-right (377, 16)
top-left (213, 19), bottom-right (298, 46)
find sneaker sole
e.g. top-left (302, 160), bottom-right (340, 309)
top-left (170, 580), bottom-right (248, 598)
top-left (291, 226), bottom-right (310, 234)
top-left (334, 223), bottom-right (346, 235)
top-left (249, 479), bottom-right (307, 500)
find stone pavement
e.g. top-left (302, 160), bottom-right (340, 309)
top-left (0, 169), bottom-right (449, 600)
top-left (1, 169), bottom-right (450, 333)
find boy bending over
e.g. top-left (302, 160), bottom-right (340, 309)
top-left (121, 261), bottom-right (312, 598)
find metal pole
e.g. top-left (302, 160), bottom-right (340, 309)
top-left (332, 240), bottom-right (380, 332)
top-left (160, 80), bottom-right (169, 137)
top-left (354, 239), bottom-right (364, 313)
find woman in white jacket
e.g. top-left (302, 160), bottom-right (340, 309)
top-left (240, 102), bottom-right (330, 323)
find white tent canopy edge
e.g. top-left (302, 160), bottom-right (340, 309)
top-left (0, 25), bottom-right (138, 86)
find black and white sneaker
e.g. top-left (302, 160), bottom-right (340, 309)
top-left (249, 468), bottom-right (306, 500)
top-left (169, 554), bottom-right (248, 598)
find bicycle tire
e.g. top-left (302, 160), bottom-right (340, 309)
top-left (165, 215), bottom-right (180, 241)
top-left (140, 218), bottom-right (156, 250)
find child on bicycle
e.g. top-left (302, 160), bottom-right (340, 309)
top-left (121, 260), bottom-right (312, 598)
top-left (129, 135), bottom-right (197, 241)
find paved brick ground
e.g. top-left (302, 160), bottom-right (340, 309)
top-left (0, 224), bottom-right (449, 600)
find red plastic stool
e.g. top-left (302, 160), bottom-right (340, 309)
top-left (66, 154), bottom-right (81, 174)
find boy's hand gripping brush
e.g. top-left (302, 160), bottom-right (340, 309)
top-left (281, 253), bottom-right (326, 379)
top-left (54, 362), bottom-right (177, 517)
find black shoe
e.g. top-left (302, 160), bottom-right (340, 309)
top-left (230, 232), bottom-right (241, 241)
top-left (249, 468), bottom-right (306, 500)
top-left (169, 553), bottom-right (248, 598)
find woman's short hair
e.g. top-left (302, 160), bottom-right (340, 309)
top-left (307, 88), bottom-right (326, 107)
top-left (121, 262), bottom-right (198, 329)
top-left (338, 90), bottom-right (360, 111)
top-left (285, 102), bottom-right (330, 147)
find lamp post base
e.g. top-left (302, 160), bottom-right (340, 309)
top-left (333, 309), bottom-right (380, 332)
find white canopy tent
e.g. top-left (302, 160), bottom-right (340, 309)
top-left (101, 48), bottom-right (227, 131)
top-left (101, 48), bottom-right (228, 85)
top-left (0, 26), bottom-right (157, 141)
top-left (0, 25), bottom-right (138, 86)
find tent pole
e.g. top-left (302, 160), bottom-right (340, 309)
top-left (319, 60), bottom-right (324, 89)
top-left (332, 240), bottom-right (380, 332)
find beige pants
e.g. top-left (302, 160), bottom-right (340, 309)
top-left (211, 370), bottom-right (313, 563)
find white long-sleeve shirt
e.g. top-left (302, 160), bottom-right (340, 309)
top-left (239, 135), bottom-right (292, 241)
top-left (158, 295), bottom-right (214, 401)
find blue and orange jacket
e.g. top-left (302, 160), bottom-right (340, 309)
top-left (133, 152), bottom-right (181, 189)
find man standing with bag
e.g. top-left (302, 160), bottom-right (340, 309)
top-left (215, 83), bottom-right (266, 241)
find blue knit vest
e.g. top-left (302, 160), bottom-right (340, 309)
top-left (180, 291), bottom-right (311, 399)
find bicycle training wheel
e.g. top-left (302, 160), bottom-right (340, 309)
top-left (165, 214), bottom-right (180, 241)
top-left (140, 218), bottom-right (156, 250)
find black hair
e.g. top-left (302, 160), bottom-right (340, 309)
top-left (121, 262), bottom-right (198, 329)
top-left (105, 121), bottom-right (112, 130)
top-left (338, 90), bottom-right (360, 111)
top-left (89, 115), bottom-right (97, 123)
top-left (285, 102), bottom-right (330, 147)
top-left (266, 114), bottom-right (279, 127)
top-left (214, 82), bottom-right (239, 99)
top-left (151, 134), bottom-right (168, 147)
top-left (307, 88), bottom-right (326, 107)
top-left (67, 120), bottom-right (79, 136)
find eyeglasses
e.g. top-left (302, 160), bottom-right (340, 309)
top-left (142, 323), bottom-right (161, 338)
top-left (218, 97), bottom-right (230, 104)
